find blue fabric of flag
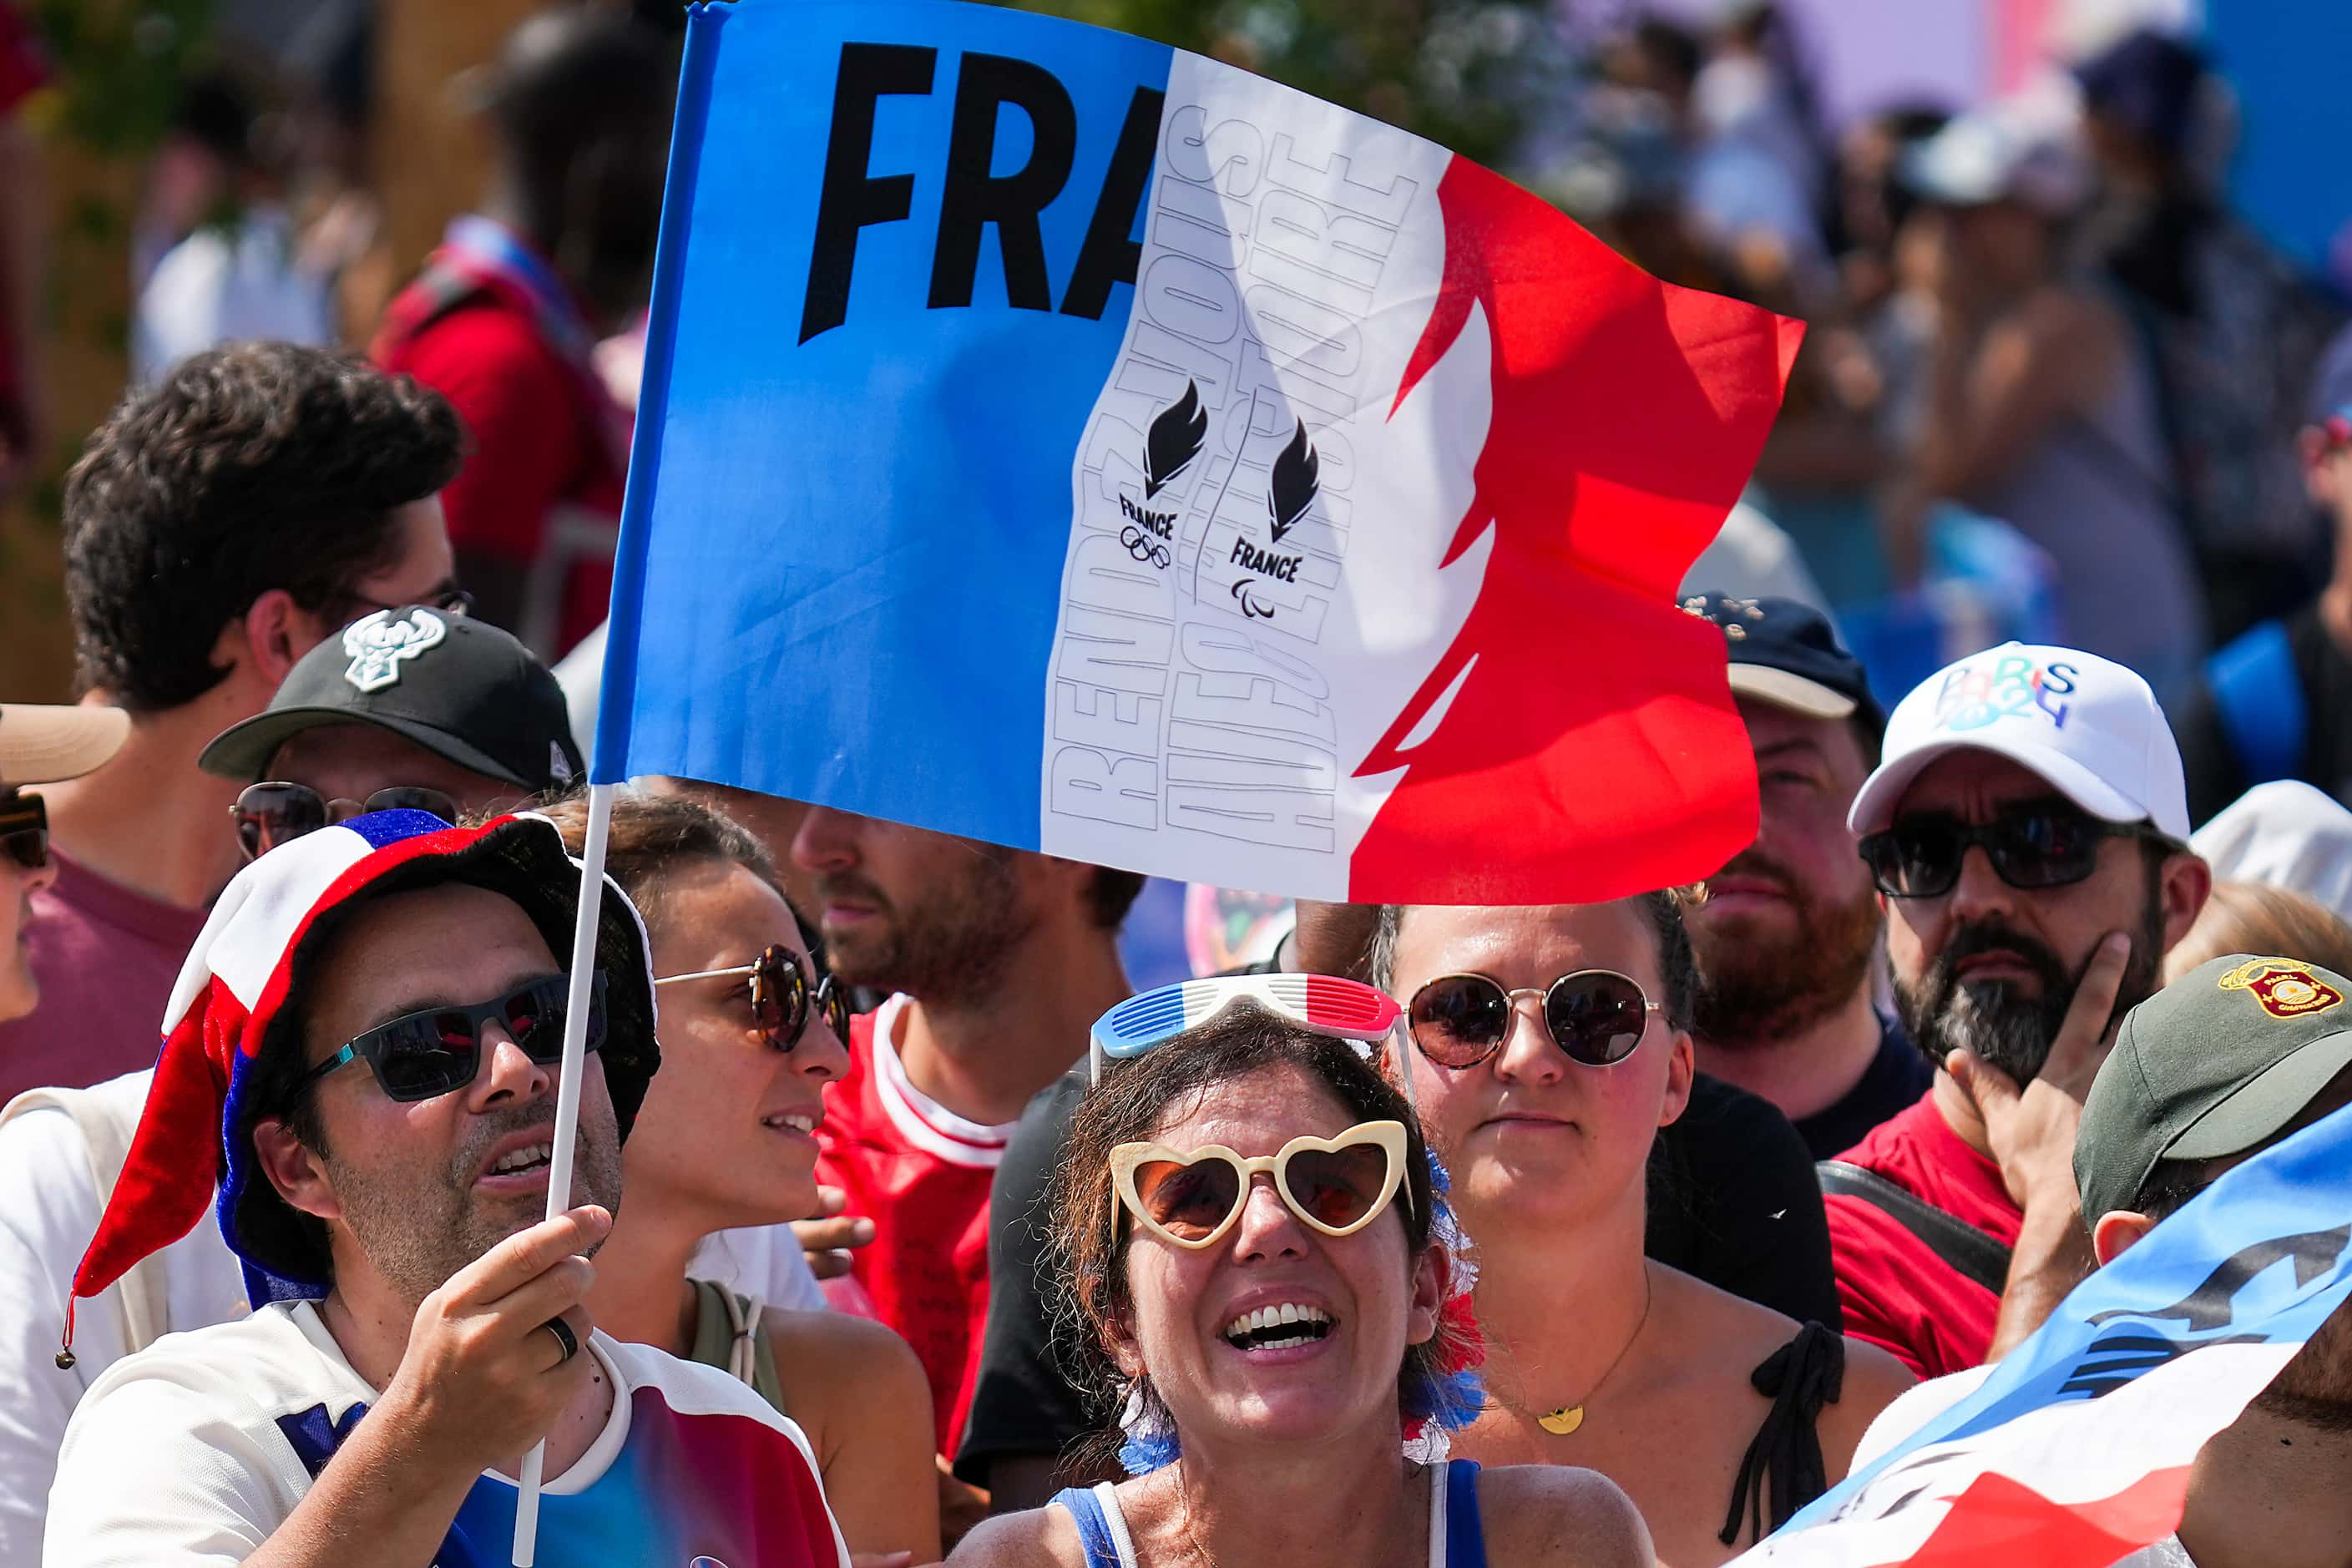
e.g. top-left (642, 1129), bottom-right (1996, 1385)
top-left (597, 0), bottom-right (1172, 852)
top-left (1783, 1100), bottom-right (2352, 1534)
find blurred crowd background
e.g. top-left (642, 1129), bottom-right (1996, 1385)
top-left (3, 0), bottom-right (2348, 736)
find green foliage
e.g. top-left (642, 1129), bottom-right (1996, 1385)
top-left (29, 0), bottom-right (218, 155)
top-left (1001, 0), bottom-right (1557, 172)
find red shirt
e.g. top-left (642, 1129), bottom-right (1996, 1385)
top-left (813, 996), bottom-right (1009, 1455)
top-left (0, 852), bottom-right (207, 1105)
top-left (1824, 1093), bottom-right (2021, 1379)
top-left (373, 261), bottom-right (624, 654)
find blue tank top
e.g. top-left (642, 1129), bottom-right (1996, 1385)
top-left (1052, 1459), bottom-right (1486, 1568)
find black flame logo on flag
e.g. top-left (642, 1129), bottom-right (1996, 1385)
top-left (1144, 381), bottom-right (1208, 500)
top-left (1268, 420), bottom-right (1319, 544)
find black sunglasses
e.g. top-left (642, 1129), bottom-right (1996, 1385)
top-left (1408, 969), bottom-right (1662, 1069)
top-left (0, 791), bottom-right (46, 872)
top-left (655, 943), bottom-right (846, 1051)
top-left (301, 972), bottom-right (607, 1102)
top-left (234, 781), bottom-right (462, 862)
top-left (1859, 807), bottom-right (2150, 899)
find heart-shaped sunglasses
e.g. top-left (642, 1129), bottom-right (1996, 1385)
top-left (1112, 1120), bottom-right (1410, 1249)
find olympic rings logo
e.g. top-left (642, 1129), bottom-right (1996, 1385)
top-left (1120, 523), bottom-right (1172, 569)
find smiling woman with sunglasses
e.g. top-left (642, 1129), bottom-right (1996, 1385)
top-left (537, 792), bottom-right (938, 1565)
top-left (1371, 897), bottom-right (1915, 1567)
top-left (953, 977), bottom-right (1651, 1568)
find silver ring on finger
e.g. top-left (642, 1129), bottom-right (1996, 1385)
top-left (540, 1316), bottom-right (579, 1364)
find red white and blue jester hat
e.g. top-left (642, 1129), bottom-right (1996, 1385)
top-left (61, 810), bottom-right (659, 1358)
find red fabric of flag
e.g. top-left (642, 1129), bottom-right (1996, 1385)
top-left (1351, 157), bottom-right (1804, 904)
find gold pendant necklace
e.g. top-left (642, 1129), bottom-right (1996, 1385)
top-left (1533, 1270), bottom-right (1652, 1438)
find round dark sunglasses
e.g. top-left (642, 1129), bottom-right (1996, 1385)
top-left (1, 790), bottom-right (48, 872)
top-left (1408, 969), bottom-right (1662, 1069)
top-left (654, 943), bottom-right (846, 1051)
top-left (1859, 807), bottom-right (2147, 899)
top-left (302, 972), bottom-right (607, 1103)
top-left (234, 781), bottom-right (461, 862)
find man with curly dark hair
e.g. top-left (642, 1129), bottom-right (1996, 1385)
top-left (0, 341), bottom-right (465, 1102)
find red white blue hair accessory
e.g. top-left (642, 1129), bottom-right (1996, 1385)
top-left (1090, 973), bottom-right (1404, 1085)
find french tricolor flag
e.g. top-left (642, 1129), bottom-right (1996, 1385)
top-left (596, 0), bottom-right (1802, 903)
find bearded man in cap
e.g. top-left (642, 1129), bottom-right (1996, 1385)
top-left (41, 812), bottom-right (848, 1565)
top-left (1825, 644), bottom-right (2209, 1380)
top-left (1679, 594), bottom-right (1928, 1158)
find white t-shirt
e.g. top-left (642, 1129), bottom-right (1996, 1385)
top-left (1851, 1365), bottom-right (2193, 1568)
top-left (130, 207), bottom-right (336, 388)
top-left (43, 1301), bottom-right (850, 1567)
top-left (0, 1070), bottom-right (826, 1565)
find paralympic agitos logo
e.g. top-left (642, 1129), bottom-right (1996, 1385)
top-left (1227, 422), bottom-right (1318, 616)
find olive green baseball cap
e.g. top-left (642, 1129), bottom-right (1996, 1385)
top-left (2076, 953), bottom-right (2352, 1226)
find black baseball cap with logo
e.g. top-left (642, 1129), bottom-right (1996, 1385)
top-left (200, 606), bottom-right (584, 792)
top-left (2076, 953), bottom-right (2352, 1226)
top-left (1682, 592), bottom-right (1884, 742)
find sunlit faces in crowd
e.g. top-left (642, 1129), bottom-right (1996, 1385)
top-left (1879, 751), bottom-right (2207, 1085)
top-left (1107, 1061), bottom-right (1443, 1446)
top-left (1688, 699), bottom-right (1881, 1042)
top-left (1381, 900), bottom-right (1694, 1223)
top-left (251, 882), bottom-right (624, 1308)
top-left (628, 853), bottom-right (848, 1231)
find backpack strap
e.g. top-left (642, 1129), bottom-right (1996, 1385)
top-left (2205, 617), bottom-right (2307, 787)
top-left (1818, 1161), bottom-right (2012, 1296)
top-left (368, 255), bottom-right (491, 364)
top-left (0, 1086), bottom-right (171, 1355)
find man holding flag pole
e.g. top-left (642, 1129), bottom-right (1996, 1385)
top-left (40, 810), bottom-right (849, 1568)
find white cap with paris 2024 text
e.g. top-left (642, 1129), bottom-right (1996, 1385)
top-left (1846, 643), bottom-right (2190, 842)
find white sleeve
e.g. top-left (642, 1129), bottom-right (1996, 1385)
top-left (0, 1108), bottom-right (114, 1568)
top-left (41, 1373), bottom-right (285, 1568)
top-left (685, 1224), bottom-right (827, 1313)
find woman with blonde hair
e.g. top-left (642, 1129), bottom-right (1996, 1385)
top-left (1372, 894), bottom-right (1914, 1565)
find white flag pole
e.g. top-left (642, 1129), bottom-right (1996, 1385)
top-left (511, 781), bottom-right (615, 1565)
